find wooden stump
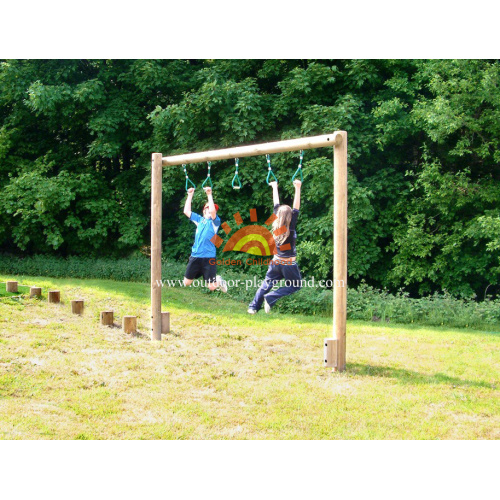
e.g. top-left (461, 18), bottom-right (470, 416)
top-left (123, 316), bottom-right (137, 334)
top-left (6, 281), bottom-right (18, 293)
top-left (48, 290), bottom-right (60, 303)
top-left (71, 299), bottom-right (84, 315)
top-left (30, 287), bottom-right (42, 298)
top-left (100, 311), bottom-right (114, 326)
top-left (161, 312), bottom-right (170, 334)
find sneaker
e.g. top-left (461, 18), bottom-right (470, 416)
top-left (247, 308), bottom-right (257, 314)
top-left (216, 275), bottom-right (227, 293)
top-left (264, 298), bottom-right (271, 313)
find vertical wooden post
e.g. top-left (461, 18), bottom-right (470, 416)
top-left (6, 281), bottom-right (18, 293)
top-left (30, 287), bottom-right (42, 298)
top-left (333, 131), bottom-right (347, 371)
top-left (151, 153), bottom-right (163, 341)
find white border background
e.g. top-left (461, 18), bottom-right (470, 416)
top-left (0, 3), bottom-right (497, 496)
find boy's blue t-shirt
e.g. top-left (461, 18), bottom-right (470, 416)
top-left (189, 212), bottom-right (221, 258)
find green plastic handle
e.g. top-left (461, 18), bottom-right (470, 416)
top-left (202, 162), bottom-right (213, 189)
top-left (266, 154), bottom-right (278, 184)
top-left (292, 151), bottom-right (304, 183)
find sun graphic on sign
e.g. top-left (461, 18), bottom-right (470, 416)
top-left (210, 209), bottom-right (291, 256)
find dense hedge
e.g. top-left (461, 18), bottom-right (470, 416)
top-left (1, 60), bottom-right (499, 299)
top-left (1, 254), bottom-right (499, 330)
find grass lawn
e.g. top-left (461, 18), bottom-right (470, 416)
top-left (0, 274), bottom-right (499, 440)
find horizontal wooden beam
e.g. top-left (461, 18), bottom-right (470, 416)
top-left (161, 132), bottom-right (343, 166)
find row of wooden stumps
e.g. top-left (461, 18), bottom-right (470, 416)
top-left (100, 311), bottom-right (170, 335)
top-left (6, 280), bottom-right (43, 297)
top-left (7, 280), bottom-right (48, 300)
top-left (5, 280), bottom-right (170, 335)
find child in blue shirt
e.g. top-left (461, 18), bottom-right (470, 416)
top-left (183, 187), bottom-right (227, 292)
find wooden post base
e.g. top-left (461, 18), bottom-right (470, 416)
top-left (48, 290), bottom-right (60, 303)
top-left (6, 281), bottom-right (18, 293)
top-left (30, 287), bottom-right (42, 298)
top-left (101, 311), bottom-right (114, 326)
top-left (71, 299), bottom-right (84, 315)
top-left (123, 316), bottom-right (137, 334)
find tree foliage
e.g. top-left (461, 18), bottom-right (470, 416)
top-left (0, 59), bottom-right (499, 297)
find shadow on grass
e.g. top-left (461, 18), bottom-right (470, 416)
top-left (348, 319), bottom-right (500, 336)
top-left (131, 330), bottom-right (149, 340)
top-left (348, 362), bottom-right (498, 390)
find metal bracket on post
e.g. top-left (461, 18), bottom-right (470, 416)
top-left (324, 338), bottom-right (338, 368)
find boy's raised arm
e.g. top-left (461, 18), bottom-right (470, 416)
top-left (184, 187), bottom-right (194, 218)
top-left (204, 187), bottom-right (217, 220)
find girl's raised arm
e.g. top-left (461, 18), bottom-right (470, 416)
top-left (293, 180), bottom-right (301, 210)
top-left (269, 181), bottom-right (280, 206)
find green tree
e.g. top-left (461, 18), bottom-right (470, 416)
top-left (0, 59), bottom-right (498, 299)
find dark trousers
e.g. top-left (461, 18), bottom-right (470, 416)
top-left (249, 261), bottom-right (302, 311)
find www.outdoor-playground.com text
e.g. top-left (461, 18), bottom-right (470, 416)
top-left (156, 277), bottom-right (345, 290)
